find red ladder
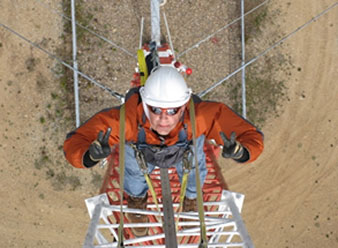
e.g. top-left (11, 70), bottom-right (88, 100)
top-left (99, 142), bottom-right (228, 246)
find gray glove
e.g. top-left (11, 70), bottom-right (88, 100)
top-left (89, 128), bottom-right (112, 161)
top-left (220, 132), bottom-right (244, 159)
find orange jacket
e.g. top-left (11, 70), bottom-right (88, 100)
top-left (64, 91), bottom-right (264, 168)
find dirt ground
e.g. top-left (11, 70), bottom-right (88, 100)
top-left (0, 0), bottom-right (337, 247)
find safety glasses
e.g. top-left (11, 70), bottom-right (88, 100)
top-left (148, 105), bottom-right (181, 116)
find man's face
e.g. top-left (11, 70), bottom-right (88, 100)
top-left (147, 105), bottom-right (185, 135)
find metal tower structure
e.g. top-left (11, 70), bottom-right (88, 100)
top-left (82, 1), bottom-right (254, 247)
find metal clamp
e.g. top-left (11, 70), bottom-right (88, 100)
top-left (130, 144), bottom-right (148, 174)
top-left (182, 147), bottom-right (193, 174)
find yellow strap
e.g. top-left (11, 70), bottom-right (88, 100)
top-left (179, 173), bottom-right (189, 212)
top-left (175, 171), bottom-right (189, 231)
top-left (117, 104), bottom-right (126, 248)
top-left (137, 49), bottom-right (148, 86)
top-left (144, 173), bottom-right (161, 214)
top-left (129, 143), bottom-right (161, 214)
top-left (189, 98), bottom-right (208, 248)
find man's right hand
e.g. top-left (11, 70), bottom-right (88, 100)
top-left (89, 128), bottom-right (112, 161)
top-left (220, 131), bottom-right (244, 159)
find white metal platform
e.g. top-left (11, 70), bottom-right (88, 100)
top-left (83, 190), bottom-right (254, 248)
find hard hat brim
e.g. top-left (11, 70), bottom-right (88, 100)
top-left (140, 86), bottom-right (191, 108)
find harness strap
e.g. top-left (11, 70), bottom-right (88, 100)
top-left (137, 126), bottom-right (188, 144)
top-left (189, 98), bottom-right (208, 248)
top-left (118, 104), bottom-right (126, 248)
top-left (175, 147), bottom-right (192, 231)
top-left (134, 120), bottom-right (194, 232)
top-left (130, 143), bottom-right (161, 214)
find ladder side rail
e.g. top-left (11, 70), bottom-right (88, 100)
top-left (83, 203), bottom-right (104, 248)
top-left (224, 192), bottom-right (254, 248)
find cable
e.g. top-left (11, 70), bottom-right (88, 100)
top-left (34, 0), bottom-right (136, 59)
top-left (198, 2), bottom-right (338, 97)
top-left (163, 11), bottom-right (176, 60)
top-left (177, 0), bottom-right (270, 58)
top-left (2, 2), bottom-right (336, 102)
top-left (241, 0), bottom-right (247, 119)
top-left (0, 23), bottom-right (125, 102)
top-left (71, 0), bottom-right (80, 127)
top-left (34, 0), bottom-right (267, 61)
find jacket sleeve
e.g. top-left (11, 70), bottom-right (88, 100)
top-left (63, 108), bottom-right (121, 168)
top-left (199, 101), bottom-right (264, 163)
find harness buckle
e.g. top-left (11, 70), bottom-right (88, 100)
top-left (182, 147), bottom-right (193, 174)
top-left (130, 144), bottom-right (148, 174)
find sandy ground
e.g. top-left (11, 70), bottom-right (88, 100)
top-left (223, 1), bottom-right (338, 247)
top-left (0, 0), bottom-right (337, 247)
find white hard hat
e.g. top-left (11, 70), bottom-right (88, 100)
top-left (140, 66), bottom-right (192, 108)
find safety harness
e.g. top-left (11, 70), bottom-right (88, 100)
top-left (130, 118), bottom-right (193, 213)
top-left (117, 98), bottom-right (208, 247)
top-left (133, 125), bottom-right (192, 169)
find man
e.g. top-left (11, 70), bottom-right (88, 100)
top-left (63, 66), bottom-right (264, 236)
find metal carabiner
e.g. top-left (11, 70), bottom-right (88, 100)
top-left (182, 147), bottom-right (193, 174)
top-left (130, 144), bottom-right (148, 174)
